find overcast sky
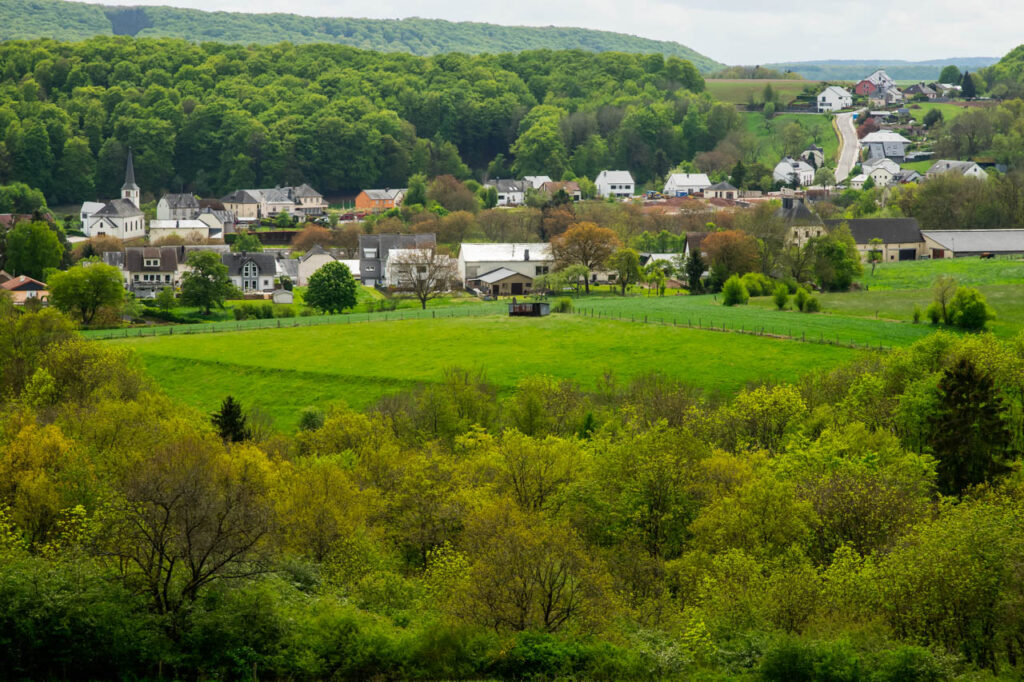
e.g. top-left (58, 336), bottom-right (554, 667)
top-left (80, 0), bottom-right (1011, 64)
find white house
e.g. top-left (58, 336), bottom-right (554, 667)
top-left (84, 151), bottom-right (146, 240)
top-left (817, 86), bottom-right (853, 112)
top-left (457, 242), bottom-right (553, 287)
top-left (80, 202), bottom-right (104, 233)
top-left (484, 179), bottom-right (527, 206)
top-left (800, 144), bottom-right (825, 169)
top-left (595, 170), bottom-right (635, 198)
top-left (523, 176), bottom-right (552, 190)
top-left (156, 193), bottom-right (200, 221)
top-left (862, 158), bottom-right (901, 187)
top-left (663, 173), bottom-right (711, 196)
top-left (773, 157), bottom-right (815, 186)
top-left (925, 160), bottom-right (988, 181)
top-left (861, 131), bottom-right (912, 163)
top-left (384, 248), bottom-right (454, 289)
top-left (148, 219), bottom-right (212, 242)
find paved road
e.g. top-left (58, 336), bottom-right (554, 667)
top-left (834, 111), bottom-right (861, 182)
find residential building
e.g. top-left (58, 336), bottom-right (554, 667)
top-left (220, 185), bottom-right (327, 221)
top-left (484, 179), bottom-right (527, 206)
top-left (854, 69), bottom-right (896, 96)
top-left (476, 267), bottom-right (535, 297)
top-left (156, 193), bottom-right (201, 220)
top-left (663, 173), bottom-right (711, 196)
top-left (222, 252), bottom-right (279, 292)
top-left (84, 151), bottom-right (145, 240)
top-left (595, 170), bottom-right (635, 198)
top-left (861, 158), bottom-right (901, 187)
top-left (922, 229), bottom-right (1024, 258)
top-left (457, 242), bottom-right (553, 288)
top-left (861, 131), bottom-right (912, 163)
top-left (383, 248), bottom-right (455, 289)
top-left (800, 144), bottom-right (825, 169)
top-left (894, 168), bottom-right (923, 184)
top-left (358, 233), bottom-right (436, 286)
top-left (773, 157), bottom-right (816, 186)
top-left (703, 182), bottom-right (737, 200)
top-left (105, 246), bottom-right (186, 294)
top-left (1, 275), bottom-right (48, 305)
top-left (196, 207), bottom-right (237, 235)
top-left (296, 244), bottom-right (360, 285)
top-left (868, 86), bottom-right (904, 107)
top-left (355, 188), bottom-right (406, 213)
top-left (925, 159), bottom-right (988, 180)
top-left (540, 180), bottom-right (583, 201)
top-left (817, 86), bottom-right (853, 112)
top-left (523, 176), bottom-right (552, 189)
top-left (148, 219), bottom-right (214, 242)
top-left (825, 217), bottom-right (924, 262)
top-left (904, 82), bottom-right (937, 100)
top-left (775, 197), bottom-right (825, 247)
top-left (220, 190), bottom-right (262, 222)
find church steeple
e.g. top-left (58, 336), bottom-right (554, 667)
top-left (121, 148), bottom-right (140, 208)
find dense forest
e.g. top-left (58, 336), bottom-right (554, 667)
top-left (0, 36), bottom-right (730, 205)
top-left (3, 298), bottom-right (1024, 678)
top-left (0, 0), bottom-right (722, 71)
top-left (981, 45), bottom-right (1024, 98)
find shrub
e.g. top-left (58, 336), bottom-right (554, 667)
top-left (803, 296), bottom-right (821, 313)
top-left (232, 307), bottom-right (247, 321)
top-left (781, 276), bottom-right (799, 294)
top-left (912, 305), bottom-right (922, 324)
top-left (552, 297), bottom-right (573, 313)
top-left (364, 300), bottom-right (377, 314)
top-left (259, 304), bottom-right (274, 319)
top-left (794, 287), bottom-right (809, 312)
top-left (926, 302), bottom-right (942, 325)
top-left (722, 275), bottom-right (749, 306)
top-left (298, 407), bottom-right (325, 432)
top-left (274, 305), bottom-right (296, 318)
top-left (740, 272), bottom-right (773, 297)
top-left (299, 307), bottom-right (316, 317)
top-left (773, 284), bottom-right (789, 310)
top-left (947, 287), bottom-right (994, 331)
top-left (871, 645), bottom-right (948, 682)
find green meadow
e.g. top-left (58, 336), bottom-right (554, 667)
top-left (113, 315), bottom-right (862, 430)
top-left (740, 112), bottom-right (838, 166)
top-left (705, 79), bottom-right (817, 105)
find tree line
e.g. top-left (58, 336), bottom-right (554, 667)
top-left (0, 36), bottom-right (726, 206)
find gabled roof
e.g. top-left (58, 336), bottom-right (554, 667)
top-left (541, 181), bottom-right (581, 194)
top-left (81, 201), bottom-right (105, 216)
top-left (861, 131), bottom-right (911, 144)
top-left (221, 189), bottom-right (261, 204)
top-left (597, 170), bottom-right (635, 184)
top-left (921, 229), bottom-right (1024, 253)
top-left (775, 199), bottom-right (822, 226)
top-left (862, 158), bottom-right (901, 175)
top-left (776, 156), bottom-right (814, 173)
top-left (291, 183), bottom-right (322, 198)
top-left (1, 275), bottom-right (46, 291)
top-left (300, 244), bottom-right (343, 262)
top-left (94, 198), bottom-right (143, 218)
top-left (149, 219), bottom-right (208, 230)
top-left (122, 245), bottom-right (184, 272)
top-left (825, 218), bottom-right (922, 245)
top-left (459, 242), bottom-right (551, 262)
top-left (485, 179), bottom-right (527, 193)
top-left (159, 193), bottom-right (199, 210)
top-left (819, 85), bottom-right (852, 98)
top-left (927, 160), bottom-right (984, 176)
top-left (220, 252), bottom-right (278, 276)
top-left (706, 181), bottom-right (737, 191)
top-left (362, 188), bottom-right (405, 201)
top-left (665, 173), bottom-right (711, 187)
top-left (477, 267), bottom-right (529, 283)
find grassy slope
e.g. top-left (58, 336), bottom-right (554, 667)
top-left (0, 0), bottom-right (722, 70)
top-left (740, 112), bottom-right (839, 166)
top-left (114, 315), bottom-right (860, 429)
top-left (705, 79), bottom-right (816, 105)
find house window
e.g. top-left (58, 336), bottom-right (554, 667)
top-left (242, 261), bottom-right (259, 290)
top-left (144, 258), bottom-right (160, 267)
top-left (165, 275), bottom-right (171, 282)
top-left (535, 266), bottom-right (549, 276)
top-left (363, 248), bottom-right (378, 258)
top-left (416, 265), bottom-right (427, 275)
top-left (365, 265), bottom-right (375, 272)
top-left (133, 274), bottom-right (139, 281)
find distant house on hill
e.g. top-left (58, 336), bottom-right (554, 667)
top-left (854, 69), bottom-right (896, 96)
top-left (355, 188), bottom-right (406, 213)
top-left (156, 193), bottom-right (200, 221)
top-left (904, 82), bottom-right (937, 100)
top-left (773, 157), bottom-right (815, 186)
top-left (825, 217), bottom-right (924, 262)
top-left (595, 170), bottom-right (635, 198)
top-left (663, 173), bottom-right (711, 196)
top-left (358, 233), bottom-right (436, 287)
top-left (817, 86), bottom-right (853, 112)
top-left (861, 131), bottom-right (911, 163)
top-left (925, 159), bottom-right (988, 180)
top-left (483, 179), bottom-right (527, 206)
top-left (861, 158), bottom-right (901, 187)
top-left (1, 275), bottom-right (48, 305)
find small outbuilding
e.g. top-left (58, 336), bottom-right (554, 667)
top-left (271, 288), bottom-right (294, 304)
top-left (478, 267), bottom-right (534, 297)
top-left (508, 301), bottom-right (550, 317)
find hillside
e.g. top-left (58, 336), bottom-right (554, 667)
top-left (0, 0), bottom-right (723, 72)
top-left (764, 57), bottom-right (997, 81)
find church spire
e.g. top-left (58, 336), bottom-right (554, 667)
top-left (123, 148), bottom-right (139, 191)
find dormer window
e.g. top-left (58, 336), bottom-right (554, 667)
top-left (144, 258), bottom-right (160, 267)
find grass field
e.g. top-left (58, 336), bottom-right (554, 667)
top-left (705, 79), bottom-right (818, 105)
top-left (905, 102), bottom-right (971, 125)
top-left (740, 112), bottom-right (839, 167)
top-left (854, 257), bottom-right (1024, 290)
top-left (113, 315), bottom-right (862, 430)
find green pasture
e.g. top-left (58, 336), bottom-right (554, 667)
top-left (905, 101), bottom-right (971, 125)
top-left (111, 314), bottom-right (862, 430)
top-left (705, 79), bottom-right (817, 105)
top-left (900, 160), bottom-right (934, 174)
top-left (855, 257), bottom-right (1024, 290)
top-left (740, 112), bottom-right (838, 167)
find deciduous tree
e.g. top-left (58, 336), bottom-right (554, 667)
top-left (305, 260), bottom-right (357, 314)
top-left (47, 262), bottom-right (125, 326)
top-left (550, 222), bottom-right (620, 293)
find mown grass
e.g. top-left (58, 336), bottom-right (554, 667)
top-left (113, 314), bottom-right (862, 430)
top-left (855, 257), bottom-right (1024, 290)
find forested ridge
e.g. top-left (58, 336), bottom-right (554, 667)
top-left (3, 298), bottom-right (1024, 678)
top-left (0, 0), bottom-right (722, 71)
top-left (0, 36), bottom-right (730, 205)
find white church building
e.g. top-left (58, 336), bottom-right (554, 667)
top-left (83, 150), bottom-right (146, 240)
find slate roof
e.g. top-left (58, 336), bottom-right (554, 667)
top-left (291, 183), bottom-right (322, 198)
top-left (1, 275), bottom-right (46, 291)
top-left (825, 218), bottom-right (923, 245)
top-left (861, 131), bottom-right (911, 144)
top-left (706, 182), bottom-right (737, 191)
top-left (160, 193), bottom-right (200, 210)
top-left (94, 198), bottom-right (143, 218)
top-left (664, 173), bottom-right (711, 189)
top-left (459, 242), bottom-right (552, 262)
top-left (926, 160), bottom-right (983, 176)
top-left (477, 267), bottom-right (529, 283)
top-left (220, 252), bottom-right (278, 276)
top-left (220, 190), bottom-right (261, 204)
top-left (121, 246), bottom-right (184, 272)
top-left (775, 199), bottom-right (822, 226)
top-left (862, 158), bottom-right (901, 174)
top-left (122, 150), bottom-right (138, 191)
top-left (921, 230), bottom-right (1024, 253)
top-left (597, 170), bottom-right (635, 184)
top-left (485, 179), bottom-right (527, 193)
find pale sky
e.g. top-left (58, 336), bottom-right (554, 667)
top-left (80, 0), bottom-right (1012, 64)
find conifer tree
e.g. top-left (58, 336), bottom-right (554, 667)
top-left (212, 396), bottom-right (249, 443)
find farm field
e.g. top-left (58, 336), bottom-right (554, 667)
top-left (705, 79), bottom-right (817, 105)
top-left (905, 101), bottom-right (974, 125)
top-left (853, 257), bottom-right (1024, 290)
top-left (112, 314), bottom-right (862, 430)
top-left (740, 112), bottom-right (838, 166)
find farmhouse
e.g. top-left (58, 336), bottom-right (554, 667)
top-left (540, 181), bottom-right (583, 201)
top-left (359, 233), bottom-right (436, 286)
top-left (221, 185), bottom-right (328, 221)
top-left (825, 218), bottom-right (924, 262)
top-left (84, 151), bottom-right (145, 240)
top-left (861, 131), bottom-right (912, 163)
top-left (157, 193), bottom-right (200, 221)
top-left (854, 69), bottom-right (896, 96)
top-left (776, 197), bottom-right (825, 247)
top-left (817, 86), bottom-right (853, 112)
top-left (595, 170), bottom-right (635, 198)
top-left (106, 246), bottom-right (185, 294)
top-left (703, 182), bottom-right (737, 200)
top-left (458, 242), bottom-right (553, 288)
top-left (926, 160), bottom-right (988, 180)
top-left (922, 229), bottom-right (1024, 258)
top-left (861, 158), bottom-right (901, 187)
top-left (904, 82), bottom-right (937, 100)
top-left (1, 275), bottom-right (48, 305)
top-left (355, 188), bottom-right (406, 213)
top-left (773, 157), bottom-right (815, 186)
top-left (663, 173), bottom-right (711, 196)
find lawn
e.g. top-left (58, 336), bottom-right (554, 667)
top-left (854, 257), bottom-right (1024, 290)
top-left (111, 314), bottom-right (862, 430)
top-left (740, 112), bottom-right (838, 167)
top-left (706, 79), bottom-right (819, 105)
top-left (905, 101), bottom-right (971, 125)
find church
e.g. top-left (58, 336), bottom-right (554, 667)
top-left (82, 150), bottom-right (146, 241)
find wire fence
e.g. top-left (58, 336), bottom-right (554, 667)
top-left (82, 303), bottom-right (502, 340)
top-left (574, 307), bottom-right (894, 351)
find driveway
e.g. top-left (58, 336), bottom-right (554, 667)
top-left (834, 111), bottom-right (861, 182)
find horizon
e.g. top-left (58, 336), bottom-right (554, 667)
top-left (75, 0), bottom-right (1015, 65)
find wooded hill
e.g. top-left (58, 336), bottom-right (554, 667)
top-left (0, 0), bottom-right (723, 72)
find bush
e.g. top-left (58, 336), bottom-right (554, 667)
top-left (722, 275), bottom-right (749, 306)
top-left (274, 305), bottom-right (296, 318)
top-left (871, 645), bottom-right (948, 682)
top-left (926, 302), bottom-right (942, 325)
top-left (773, 284), bottom-right (789, 310)
top-left (299, 307), bottom-right (316, 317)
top-left (803, 296), bottom-right (821, 313)
top-left (257, 304), bottom-right (274, 319)
top-left (297, 407), bottom-right (325, 431)
top-left (232, 307), bottom-right (247, 321)
top-left (912, 305), bottom-right (922, 324)
top-left (740, 272), bottom-right (773, 297)
top-left (794, 287), bottom-right (809, 312)
top-left (781, 276), bottom-right (799, 294)
top-left (552, 297), bottom-right (573, 313)
top-left (947, 287), bottom-right (994, 331)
